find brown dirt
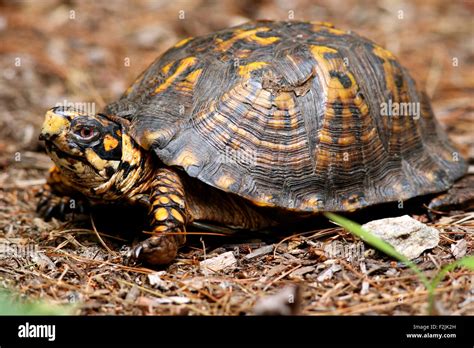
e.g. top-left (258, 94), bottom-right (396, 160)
top-left (0, 0), bottom-right (472, 315)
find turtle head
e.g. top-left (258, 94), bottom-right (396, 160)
top-left (40, 107), bottom-right (125, 192)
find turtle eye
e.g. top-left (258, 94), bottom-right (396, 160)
top-left (76, 126), bottom-right (97, 140)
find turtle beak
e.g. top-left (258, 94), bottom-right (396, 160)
top-left (40, 108), bottom-right (71, 141)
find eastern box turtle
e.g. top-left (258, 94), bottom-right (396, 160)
top-left (38, 21), bottom-right (467, 264)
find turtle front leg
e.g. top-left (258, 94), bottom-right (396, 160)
top-left (132, 168), bottom-right (188, 265)
top-left (37, 166), bottom-right (88, 220)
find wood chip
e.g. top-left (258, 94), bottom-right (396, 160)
top-left (244, 245), bottom-right (273, 260)
top-left (199, 251), bottom-right (237, 275)
top-left (289, 266), bottom-right (315, 279)
top-left (451, 239), bottom-right (467, 259)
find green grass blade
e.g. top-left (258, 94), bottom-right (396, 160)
top-left (324, 212), bottom-right (430, 288)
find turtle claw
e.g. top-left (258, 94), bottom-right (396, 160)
top-left (131, 235), bottom-right (178, 265)
top-left (36, 186), bottom-right (88, 221)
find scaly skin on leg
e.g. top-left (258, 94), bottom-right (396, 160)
top-left (428, 175), bottom-right (474, 218)
top-left (132, 168), bottom-right (188, 265)
top-left (36, 166), bottom-right (88, 220)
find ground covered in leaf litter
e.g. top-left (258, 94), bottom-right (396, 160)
top-left (0, 0), bottom-right (473, 315)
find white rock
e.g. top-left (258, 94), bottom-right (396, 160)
top-left (199, 251), bottom-right (237, 275)
top-left (451, 239), bottom-right (467, 259)
top-left (361, 215), bottom-right (440, 260)
top-left (147, 271), bottom-right (170, 290)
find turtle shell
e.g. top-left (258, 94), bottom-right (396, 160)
top-left (105, 20), bottom-right (467, 212)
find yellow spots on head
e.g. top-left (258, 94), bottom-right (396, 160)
top-left (174, 149), bottom-right (198, 168)
top-left (85, 148), bottom-right (108, 171)
top-left (238, 61), bottom-right (268, 78)
top-left (154, 207), bottom-right (169, 221)
top-left (215, 27), bottom-right (280, 51)
top-left (216, 175), bottom-right (236, 190)
top-left (41, 109), bottom-right (70, 136)
top-left (169, 194), bottom-right (185, 207)
top-left (103, 134), bottom-right (119, 151)
top-left (174, 37), bottom-right (192, 48)
top-left (116, 129), bottom-right (122, 137)
top-left (154, 57), bottom-right (197, 94)
top-left (170, 208), bottom-right (185, 223)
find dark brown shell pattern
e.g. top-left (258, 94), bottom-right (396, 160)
top-left (105, 21), bottom-right (467, 212)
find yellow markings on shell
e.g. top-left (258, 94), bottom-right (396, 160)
top-left (310, 45), bottom-right (338, 56)
top-left (216, 175), bottom-right (236, 190)
top-left (42, 110), bottom-right (70, 136)
top-left (174, 37), bottom-right (192, 48)
top-left (170, 208), bottom-right (185, 223)
top-left (85, 148), bottom-right (108, 171)
top-left (175, 68), bottom-right (203, 92)
top-left (343, 196), bottom-right (360, 212)
top-left (235, 49), bottom-right (252, 58)
top-left (252, 195), bottom-right (275, 207)
top-left (154, 57), bottom-right (197, 94)
top-left (338, 134), bottom-right (356, 146)
top-left (327, 73), bottom-right (357, 101)
top-left (175, 149), bottom-right (198, 168)
top-left (124, 71), bottom-right (145, 96)
top-left (103, 134), bottom-right (119, 151)
top-left (169, 194), bottom-right (185, 207)
top-left (326, 27), bottom-right (346, 35)
top-left (185, 68), bottom-right (202, 83)
top-left (309, 45), bottom-right (337, 90)
top-left (141, 129), bottom-right (166, 150)
top-left (116, 129), bottom-right (122, 137)
top-left (216, 28), bottom-right (279, 51)
top-left (372, 45), bottom-right (398, 101)
top-left (273, 92), bottom-right (294, 109)
top-left (161, 61), bottom-right (175, 75)
top-left (238, 62), bottom-right (268, 79)
top-left (154, 207), bottom-right (169, 221)
top-left (305, 196), bottom-right (322, 209)
top-left (360, 128), bottom-right (376, 142)
top-left (311, 21), bottom-right (335, 28)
